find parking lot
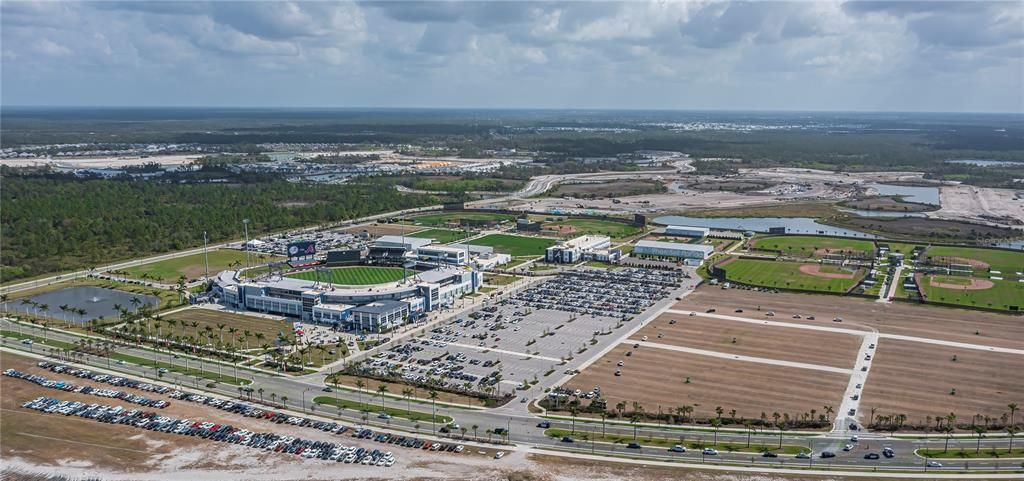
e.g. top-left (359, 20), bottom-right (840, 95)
top-left (351, 267), bottom-right (695, 402)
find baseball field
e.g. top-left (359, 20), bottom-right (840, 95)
top-left (922, 245), bottom-right (1024, 273)
top-left (412, 212), bottom-right (516, 226)
top-left (466, 234), bottom-right (557, 257)
top-left (407, 228), bottom-right (471, 244)
top-left (543, 218), bottom-right (641, 238)
top-left (720, 258), bottom-right (866, 293)
top-left (916, 274), bottom-right (1023, 312)
top-left (751, 235), bottom-right (875, 259)
top-left (286, 266), bottom-right (409, 285)
top-left (122, 250), bottom-right (282, 282)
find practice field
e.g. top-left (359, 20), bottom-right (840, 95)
top-left (567, 344), bottom-right (849, 421)
top-left (751, 235), bottom-right (875, 259)
top-left (633, 313), bottom-right (861, 369)
top-left (411, 212), bottom-right (516, 226)
top-left (286, 266), bottom-right (408, 285)
top-left (122, 250), bottom-right (282, 282)
top-left (859, 339), bottom-right (1024, 426)
top-left (675, 286), bottom-right (1024, 350)
top-left (466, 234), bottom-right (556, 257)
top-left (542, 218), bottom-right (641, 238)
top-left (922, 245), bottom-right (1024, 273)
top-left (407, 228), bottom-right (471, 244)
top-left (917, 274), bottom-right (1023, 312)
top-left (162, 307), bottom-right (294, 344)
top-left (720, 258), bottom-right (865, 293)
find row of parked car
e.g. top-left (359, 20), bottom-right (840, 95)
top-left (20, 396), bottom-right (398, 466)
top-left (37, 361), bottom-right (173, 395)
top-left (511, 268), bottom-right (683, 316)
top-left (352, 428), bottom-right (465, 453)
top-left (4, 368), bottom-right (169, 408)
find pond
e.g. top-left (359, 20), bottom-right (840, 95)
top-left (866, 184), bottom-right (941, 206)
top-left (652, 215), bottom-right (876, 238)
top-left (1, 286), bottom-right (159, 323)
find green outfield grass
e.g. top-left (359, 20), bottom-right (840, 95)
top-left (922, 245), bottom-right (1024, 273)
top-left (407, 228), bottom-right (472, 244)
top-left (543, 218), bottom-right (641, 238)
top-left (722, 258), bottom-right (866, 293)
top-left (918, 275), bottom-right (1024, 311)
top-left (122, 250), bottom-right (283, 282)
top-left (751, 235), bottom-right (875, 259)
top-left (412, 212), bottom-right (516, 226)
top-left (466, 234), bottom-right (557, 257)
top-left (287, 266), bottom-right (409, 286)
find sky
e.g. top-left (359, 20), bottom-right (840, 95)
top-left (2, 1), bottom-right (1022, 113)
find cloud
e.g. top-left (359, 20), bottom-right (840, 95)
top-left (0, 0), bottom-right (1021, 112)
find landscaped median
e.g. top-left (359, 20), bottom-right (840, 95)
top-left (1, 330), bottom-right (251, 386)
top-left (543, 428), bottom-right (811, 455)
top-left (917, 447), bottom-right (1024, 459)
top-left (312, 396), bottom-right (452, 424)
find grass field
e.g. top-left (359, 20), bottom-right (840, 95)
top-left (466, 234), bottom-right (556, 257)
top-left (543, 428), bottom-right (809, 454)
top-left (543, 218), bottom-right (641, 238)
top-left (412, 212), bottom-right (516, 226)
top-left (122, 250), bottom-right (282, 282)
top-left (407, 228), bottom-right (472, 244)
top-left (918, 276), bottom-right (1024, 311)
top-left (922, 245), bottom-right (1024, 273)
top-left (287, 266), bottom-right (408, 285)
top-left (313, 396), bottom-right (451, 424)
top-left (722, 258), bottom-right (865, 293)
top-left (162, 308), bottom-right (294, 346)
top-left (751, 235), bottom-right (875, 259)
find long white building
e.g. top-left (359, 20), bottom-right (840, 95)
top-left (634, 240), bottom-right (713, 262)
top-left (545, 235), bottom-right (612, 264)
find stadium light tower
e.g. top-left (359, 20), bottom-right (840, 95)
top-left (203, 231), bottom-right (210, 281)
top-left (243, 219), bottom-right (251, 269)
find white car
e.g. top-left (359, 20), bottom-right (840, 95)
top-left (670, 444), bottom-right (686, 452)
top-left (702, 448), bottom-right (718, 455)
top-left (843, 444), bottom-right (853, 451)
top-left (495, 451), bottom-right (506, 459)
top-left (850, 435), bottom-right (859, 442)
top-left (927, 461), bottom-right (942, 468)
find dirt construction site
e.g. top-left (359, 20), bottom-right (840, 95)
top-left (567, 284), bottom-right (1024, 429)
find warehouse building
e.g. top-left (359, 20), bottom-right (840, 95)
top-left (545, 235), bottom-right (612, 264)
top-left (665, 225), bottom-right (710, 238)
top-left (634, 240), bottom-right (713, 264)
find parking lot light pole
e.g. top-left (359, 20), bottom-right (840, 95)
top-left (302, 387), bottom-right (310, 414)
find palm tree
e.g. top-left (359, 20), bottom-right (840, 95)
top-left (1009, 403), bottom-right (1019, 428)
top-left (570, 406), bottom-right (578, 434)
top-left (243, 330), bottom-right (252, 350)
top-left (630, 413), bottom-right (642, 440)
top-left (459, 427), bottom-right (467, 439)
top-left (1007, 426), bottom-right (1018, 454)
top-left (472, 424), bottom-right (479, 440)
top-left (943, 425), bottom-right (954, 453)
top-left (281, 395), bottom-right (288, 408)
top-left (377, 384), bottom-right (389, 413)
top-left (257, 387), bottom-right (264, 403)
top-left (823, 405), bottom-right (834, 423)
top-left (270, 392), bottom-right (277, 405)
top-left (975, 426), bottom-right (987, 453)
top-left (216, 323), bottom-right (226, 344)
top-left (745, 422), bottom-right (754, 448)
top-left (402, 388), bottom-right (414, 416)
top-left (428, 390), bottom-right (439, 433)
top-left (1, 294), bottom-right (8, 314)
top-left (711, 418), bottom-right (721, 446)
top-left (355, 379), bottom-right (367, 410)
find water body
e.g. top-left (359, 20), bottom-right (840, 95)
top-left (837, 208), bottom-right (927, 218)
top-left (653, 215), bottom-right (876, 238)
top-left (992, 239), bottom-right (1024, 250)
top-left (946, 159), bottom-right (1024, 168)
top-left (1, 286), bottom-right (159, 323)
top-left (866, 184), bottom-right (940, 206)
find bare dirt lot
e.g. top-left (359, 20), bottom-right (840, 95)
top-left (674, 286), bottom-right (1024, 350)
top-left (859, 339), bottom-right (1024, 426)
top-left (566, 344), bottom-right (849, 421)
top-left (632, 313), bottom-right (861, 369)
top-left (0, 351), bottom-right (498, 481)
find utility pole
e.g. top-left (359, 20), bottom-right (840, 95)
top-left (203, 231), bottom-right (210, 281)
top-left (243, 219), bottom-right (251, 269)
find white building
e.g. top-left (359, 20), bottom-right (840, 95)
top-left (634, 240), bottom-right (713, 262)
top-left (665, 225), bottom-right (710, 238)
top-left (416, 245), bottom-right (468, 265)
top-left (374, 235), bottom-right (433, 250)
top-left (545, 235), bottom-right (612, 264)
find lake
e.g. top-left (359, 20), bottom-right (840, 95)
top-left (652, 216), bottom-right (876, 238)
top-left (866, 184), bottom-right (941, 205)
top-left (1, 286), bottom-right (159, 323)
